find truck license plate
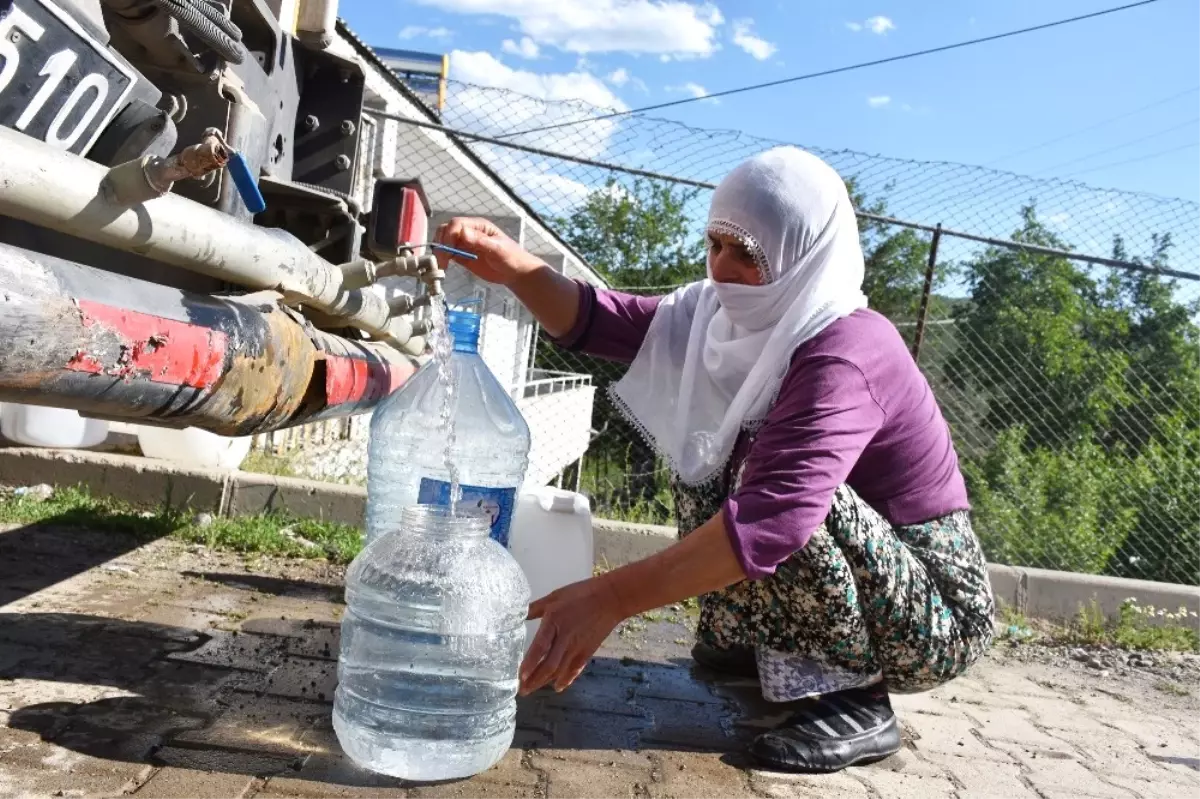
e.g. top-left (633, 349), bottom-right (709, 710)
top-left (0, 0), bottom-right (136, 155)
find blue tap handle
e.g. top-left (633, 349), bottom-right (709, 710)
top-left (428, 242), bottom-right (478, 261)
top-left (226, 151), bottom-right (266, 214)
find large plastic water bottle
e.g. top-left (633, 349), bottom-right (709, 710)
top-left (365, 307), bottom-right (531, 548)
top-left (334, 505), bottom-right (530, 780)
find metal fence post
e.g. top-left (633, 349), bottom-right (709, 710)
top-left (910, 223), bottom-right (943, 364)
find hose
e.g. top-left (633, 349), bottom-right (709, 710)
top-left (153, 0), bottom-right (244, 64)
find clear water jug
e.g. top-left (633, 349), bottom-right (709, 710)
top-left (365, 308), bottom-right (530, 548)
top-left (509, 488), bottom-right (594, 650)
top-left (333, 505), bottom-right (530, 780)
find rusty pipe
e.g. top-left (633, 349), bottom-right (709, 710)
top-left (101, 132), bottom-right (231, 205)
top-left (0, 241), bottom-right (418, 435)
top-left (0, 127), bottom-right (406, 346)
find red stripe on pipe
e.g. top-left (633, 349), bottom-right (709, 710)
top-left (66, 301), bottom-right (228, 388)
top-left (325, 355), bottom-right (410, 406)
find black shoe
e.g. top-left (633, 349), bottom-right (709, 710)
top-left (749, 685), bottom-right (901, 773)
top-left (690, 643), bottom-right (759, 678)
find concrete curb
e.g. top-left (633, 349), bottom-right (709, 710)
top-left (2, 446), bottom-right (1196, 623)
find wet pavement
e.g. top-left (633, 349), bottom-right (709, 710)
top-left (1, 521), bottom-right (1198, 798)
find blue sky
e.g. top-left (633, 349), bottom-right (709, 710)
top-left (339, 0), bottom-right (1199, 204)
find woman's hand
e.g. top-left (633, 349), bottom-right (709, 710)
top-left (519, 574), bottom-right (627, 695)
top-left (434, 217), bottom-right (545, 287)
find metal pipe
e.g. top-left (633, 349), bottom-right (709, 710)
top-left (0, 241), bottom-right (418, 435)
top-left (910, 223), bottom-right (942, 364)
top-left (0, 127), bottom-right (413, 342)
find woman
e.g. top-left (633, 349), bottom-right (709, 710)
top-left (435, 147), bottom-right (995, 774)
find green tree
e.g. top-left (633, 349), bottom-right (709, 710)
top-left (948, 205), bottom-right (1199, 583)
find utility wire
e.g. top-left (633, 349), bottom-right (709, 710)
top-left (494, 0), bottom-right (1165, 141)
top-left (986, 86), bottom-right (1199, 166)
top-left (1063, 142), bottom-right (1198, 178)
top-left (1035, 117), bottom-right (1199, 175)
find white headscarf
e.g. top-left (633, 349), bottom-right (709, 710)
top-left (611, 147), bottom-right (869, 485)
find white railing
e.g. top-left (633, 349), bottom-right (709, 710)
top-left (522, 369), bottom-right (593, 398)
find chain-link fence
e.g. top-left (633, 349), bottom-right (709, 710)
top-left (361, 78), bottom-right (1199, 586)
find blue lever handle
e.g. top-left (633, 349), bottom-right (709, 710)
top-left (428, 242), bottom-right (478, 261)
top-left (226, 151), bottom-right (266, 214)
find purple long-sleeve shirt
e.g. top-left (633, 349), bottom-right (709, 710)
top-left (554, 282), bottom-right (970, 580)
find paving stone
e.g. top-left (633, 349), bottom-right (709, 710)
top-left (0, 758), bottom-right (152, 791)
top-left (648, 750), bottom-right (756, 798)
top-left (1021, 696), bottom-right (1108, 733)
top-left (538, 675), bottom-right (644, 718)
top-left (258, 776), bottom-right (411, 798)
top-left (1099, 772), bottom-right (1200, 798)
top-left (151, 745), bottom-right (298, 777)
top-left (966, 706), bottom-right (1073, 750)
top-left (637, 697), bottom-right (733, 751)
top-left (535, 753), bottom-right (653, 799)
top-left (633, 668), bottom-right (726, 706)
top-left (863, 747), bottom-right (949, 777)
top-left (1102, 716), bottom-right (1200, 760)
top-left (135, 766), bottom-right (257, 798)
top-left (171, 696), bottom-right (326, 758)
top-left (535, 748), bottom-right (653, 769)
top-left (928, 676), bottom-right (1024, 710)
top-left (399, 748), bottom-right (539, 798)
top-left (1049, 725), bottom-right (1183, 783)
top-left (550, 718), bottom-right (645, 751)
top-left (981, 671), bottom-right (1070, 699)
top-left (993, 743), bottom-right (1137, 799)
top-left (891, 691), bottom-right (972, 719)
top-left (241, 657), bottom-right (337, 704)
top-left (902, 710), bottom-right (1013, 762)
top-left (922, 752), bottom-right (1039, 799)
top-left (747, 769), bottom-right (871, 799)
top-left (166, 630), bottom-right (291, 673)
top-left (860, 768), bottom-right (957, 798)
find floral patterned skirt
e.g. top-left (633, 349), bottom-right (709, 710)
top-left (673, 478), bottom-right (995, 700)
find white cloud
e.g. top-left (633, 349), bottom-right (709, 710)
top-left (731, 19), bottom-right (776, 60)
top-left (867, 95), bottom-right (891, 108)
top-left (607, 68), bottom-right (647, 92)
top-left (502, 36), bottom-right (540, 58)
top-left (847, 15), bottom-right (895, 35)
top-left (448, 50), bottom-right (627, 159)
top-left (399, 25), bottom-right (453, 40)
top-left (668, 82), bottom-right (718, 104)
top-left (412, 0), bottom-right (724, 57)
top-left (1047, 212), bottom-right (1072, 229)
top-left (867, 15), bottom-right (895, 34)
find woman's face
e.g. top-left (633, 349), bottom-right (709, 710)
top-left (707, 231), bottom-right (763, 285)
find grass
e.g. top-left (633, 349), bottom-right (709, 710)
top-left (1154, 680), bottom-right (1191, 697)
top-left (240, 450), bottom-right (298, 478)
top-left (1060, 599), bottom-right (1199, 653)
top-left (0, 484), bottom-right (364, 565)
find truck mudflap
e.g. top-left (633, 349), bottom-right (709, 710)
top-left (0, 240), bottom-right (419, 435)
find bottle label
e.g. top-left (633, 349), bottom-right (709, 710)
top-left (417, 479), bottom-right (517, 547)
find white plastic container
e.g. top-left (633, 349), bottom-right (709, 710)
top-left (136, 426), bottom-right (252, 470)
top-left (0, 403), bottom-right (109, 449)
top-left (508, 487), bottom-right (594, 648)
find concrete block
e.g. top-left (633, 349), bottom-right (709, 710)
top-left (0, 447), bottom-right (225, 510)
top-left (1021, 566), bottom-right (1200, 623)
top-left (988, 563), bottom-right (1026, 612)
top-left (649, 751), bottom-right (757, 798)
top-left (136, 766), bottom-right (257, 798)
top-left (227, 473), bottom-right (366, 526)
top-left (593, 519), bottom-right (674, 569)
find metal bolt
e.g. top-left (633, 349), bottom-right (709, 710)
top-left (10, 31), bottom-right (21, 43)
top-left (304, 115), bottom-right (319, 131)
top-left (340, 120), bottom-right (356, 137)
top-left (334, 155), bottom-right (351, 171)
